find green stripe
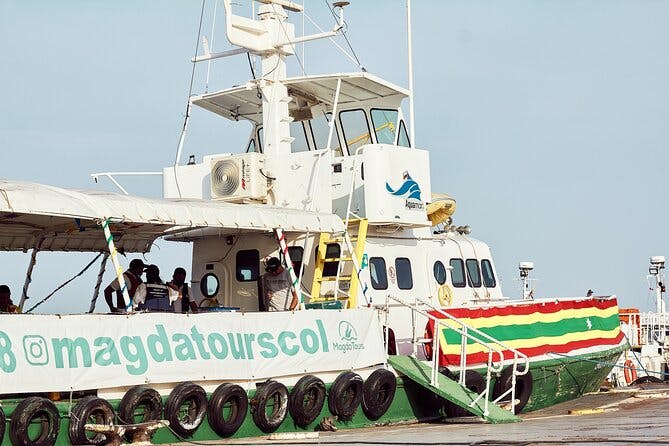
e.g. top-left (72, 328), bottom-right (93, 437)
top-left (441, 314), bottom-right (620, 345)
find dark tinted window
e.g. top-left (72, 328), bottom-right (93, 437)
top-left (450, 259), bottom-right (466, 288)
top-left (433, 261), bottom-right (447, 285)
top-left (395, 258), bottom-right (413, 290)
top-left (200, 273), bottom-right (219, 297)
top-left (398, 120), bottom-right (410, 147)
top-left (317, 243), bottom-right (340, 277)
top-left (466, 259), bottom-right (482, 288)
top-left (236, 249), bottom-right (259, 282)
top-left (481, 259), bottom-right (497, 287)
top-left (369, 257), bottom-right (388, 290)
top-left (286, 246), bottom-right (304, 278)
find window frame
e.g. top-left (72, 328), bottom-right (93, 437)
top-left (370, 108), bottom-right (399, 145)
top-left (449, 258), bottom-right (466, 288)
top-left (433, 260), bottom-right (447, 285)
top-left (395, 257), bottom-right (414, 290)
top-left (369, 257), bottom-right (388, 290)
top-left (200, 273), bottom-right (220, 297)
top-left (235, 249), bottom-right (260, 282)
top-left (466, 259), bottom-right (482, 288)
top-left (481, 259), bottom-right (497, 288)
top-left (339, 108), bottom-right (372, 155)
top-left (289, 120), bottom-right (311, 153)
top-left (397, 120), bottom-right (411, 147)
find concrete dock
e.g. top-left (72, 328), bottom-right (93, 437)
top-left (167, 385), bottom-right (669, 445)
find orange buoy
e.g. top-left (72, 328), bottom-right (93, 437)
top-left (624, 359), bottom-right (638, 384)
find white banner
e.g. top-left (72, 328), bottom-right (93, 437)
top-left (0, 309), bottom-right (385, 393)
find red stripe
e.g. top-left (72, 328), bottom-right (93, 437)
top-left (439, 331), bottom-right (625, 366)
top-left (432, 297), bottom-right (618, 320)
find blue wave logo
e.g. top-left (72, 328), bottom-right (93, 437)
top-left (386, 171), bottom-right (421, 201)
top-left (338, 321), bottom-right (358, 342)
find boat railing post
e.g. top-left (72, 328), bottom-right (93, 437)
top-left (411, 295), bottom-right (418, 358)
top-left (18, 236), bottom-right (44, 312)
top-left (431, 317), bottom-right (440, 387)
top-left (88, 252), bottom-right (110, 313)
top-left (459, 325), bottom-right (467, 385)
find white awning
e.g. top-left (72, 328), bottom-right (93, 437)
top-left (0, 180), bottom-right (344, 253)
top-left (192, 72), bottom-right (410, 124)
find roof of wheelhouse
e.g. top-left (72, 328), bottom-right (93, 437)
top-left (192, 72), bottom-right (410, 124)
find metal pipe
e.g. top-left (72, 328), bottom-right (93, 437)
top-left (406, 0), bottom-right (416, 146)
top-left (19, 238), bottom-right (43, 311)
top-left (88, 253), bottom-right (109, 313)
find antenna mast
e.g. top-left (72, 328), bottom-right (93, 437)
top-left (406, 0), bottom-right (415, 146)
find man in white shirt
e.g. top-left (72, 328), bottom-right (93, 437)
top-left (261, 257), bottom-right (298, 311)
top-left (167, 267), bottom-right (197, 313)
top-left (104, 259), bottom-right (145, 313)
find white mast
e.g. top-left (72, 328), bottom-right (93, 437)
top-left (406, 0), bottom-right (416, 146)
top-left (649, 256), bottom-right (666, 314)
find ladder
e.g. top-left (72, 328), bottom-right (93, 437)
top-left (310, 218), bottom-right (368, 308)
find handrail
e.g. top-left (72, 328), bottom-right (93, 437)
top-left (385, 293), bottom-right (530, 416)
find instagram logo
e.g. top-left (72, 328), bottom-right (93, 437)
top-left (23, 335), bottom-right (49, 365)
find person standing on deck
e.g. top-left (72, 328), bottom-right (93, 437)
top-left (261, 257), bottom-right (298, 311)
top-left (167, 267), bottom-right (197, 313)
top-left (104, 258), bottom-right (145, 313)
top-left (133, 264), bottom-right (180, 312)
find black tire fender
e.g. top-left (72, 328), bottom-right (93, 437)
top-left (207, 383), bottom-right (248, 437)
top-left (250, 380), bottom-right (288, 433)
top-left (68, 395), bottom-right (115, 445)
top-left (0, 406), bottom-right (5, 444)
top-left (9, 396), bottom-right (60, 446)
top-left (118, 385), bottom-right (163, 425)
top-left (328, 371), bottom-right (363, 421)
top-left (164, 382), bottom-right (207, 438)
top-left (444, 369), bottom-right (485, 418)
top-left (362, 368), bottom-right (397, 420)
top-left (493, 367), bottom-right (533, 414)
top-left (289, 375), bottom-right (326, 428)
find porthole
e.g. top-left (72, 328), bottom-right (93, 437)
top-left (433, 261), bottom-right (447, 285)
top-left (200, 273), bottom-right (220, 297)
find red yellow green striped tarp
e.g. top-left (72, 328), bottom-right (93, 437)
top-left (427, 297), bottom-right (624, 366)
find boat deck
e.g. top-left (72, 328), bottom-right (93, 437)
top-left (171, 385), bottom-right (669, 445)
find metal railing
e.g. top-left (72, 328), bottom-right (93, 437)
top-left (384, 294), bottom-right (530, 416)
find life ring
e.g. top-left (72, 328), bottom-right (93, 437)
top-left (207, 383), bottom-right (248, 437)
top-left (624, 359), bottom-right (638, 385)
top-left (165, 382), bottom-right (207, 438)
top-left (251, 380), bottom-right (289, 433)
top-left (362, 369), bottom-right (397, 420)
top-left (328, 371), bottom-right (363, 421)
top-left (68, 396), bottom-right (115, 445)
top-left (9, 396), bottom-right (60, 446)
top-left (443, 369), bottom-right (485, 417)
top-left (437, 284), bottom-right (453, 307)
top-left (492, 367), bottom-right (533, 414)
top-left (118, 385), bottom-right (163, 426)
top-left (289, 375), bottom-right (326, 427)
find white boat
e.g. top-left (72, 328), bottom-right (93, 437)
top-left (0, 2), bottom-right (627, 445)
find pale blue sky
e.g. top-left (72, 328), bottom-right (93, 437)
top-left (1, 1), bottom-right (668, 313)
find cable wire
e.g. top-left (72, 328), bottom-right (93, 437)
top-left (323, 0), bottom-right (365, 71)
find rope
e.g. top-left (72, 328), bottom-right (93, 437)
top-left (25, 253), bottom-right (103, 313)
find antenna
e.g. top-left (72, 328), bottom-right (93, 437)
top-left (406, 0), bottom-right (415, 146)
top-left (519, 261), bottom-right (534, 300)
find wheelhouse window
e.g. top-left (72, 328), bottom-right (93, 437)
top-left (466, 259), bottom-right (482, 288)
top-left (290, 121), bottom-right (310, 153)
top-left (370, 109), bottom-right (398, 145)
top-left (340, 109), bottom-right (371, 154)
top-left (311, 113), bottom-right (343, 157)
top-left (369, 257), bottom-right (388, 290)
top-left (286, 246), bottom-right (304, 278)
top-left (318, 243), bottom-right (341, 277)
top-left (246, 139), bottom-right (257, 153)
top-left (450, 259), bottom-right (466, 288)
top-left (395, 257), bottom-right (413, 290)
top-left (433, 261), bottom-right (447, 285)
top-left (481, 259), bottom-right (497, 288)
top-left (236, 249), bottom-right (260, 282)
top-left (398, 120), bottom-right (410, 147)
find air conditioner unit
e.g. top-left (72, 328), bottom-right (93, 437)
top-left (210, 153), bottom-right (268, 202)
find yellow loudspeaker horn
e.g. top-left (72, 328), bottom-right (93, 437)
top-left (427, 193), bottom-right (457, 226)
top-left (437, 284), bottom-right (453, 307)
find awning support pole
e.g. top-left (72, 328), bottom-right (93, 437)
top-left (101, 219), bottom-right (131, 311)
top-left (18, 237), bottom-right (44, 312)
top-left (88, 252), bottom-right (110, 313)
top-left (274, 228), bottom-right (301, 309)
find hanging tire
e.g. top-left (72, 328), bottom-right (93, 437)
top-left (9, 396), bottom-right (60, 446)
top-left (251, 381), bottom-right (288, 433)
top-left (118, 385), bottom-right (163, 425)
top-left (289, 375), bottom-right (326, 428)
top-left (492, 367), bottom-right (533, 414)
top-left (207, 383), bottom-right (248, 437)
top-left (444, 369), bottom-right (486, 417)
top-left (68, 396), bottom-right (115, 445)
top-left (362, 369), bottom-right (397, 420)
top-left (328, 371), bottom-right (363, 421)
top-left (164, 382), bottom-right (207, 438)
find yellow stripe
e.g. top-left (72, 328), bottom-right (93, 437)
top-left (438, 327), bottom-right (621, 355)
top-left (440, 306), bottom-right (618, 330)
